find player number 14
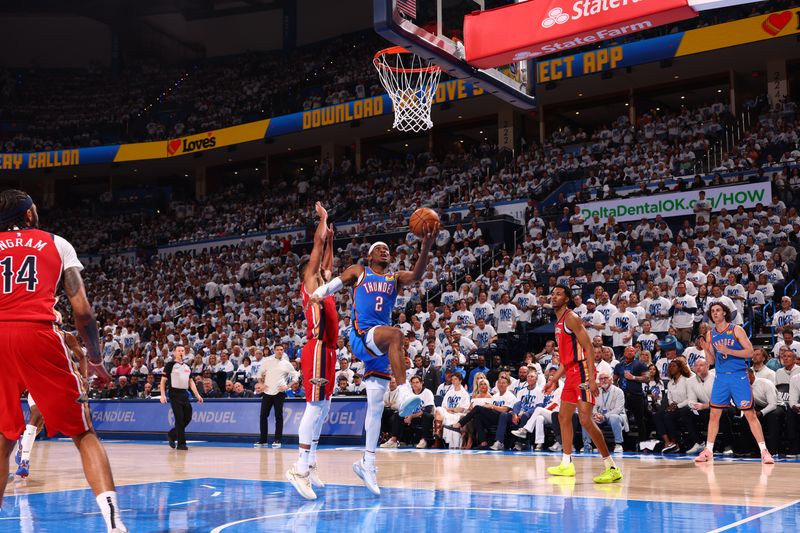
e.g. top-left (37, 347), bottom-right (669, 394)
top-left (0, 255), bottom-right (39, 293)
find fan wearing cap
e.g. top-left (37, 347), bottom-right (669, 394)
top-left (310, 219), bottom-right (440, 495)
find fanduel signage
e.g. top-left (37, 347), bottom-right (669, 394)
top-left (84, 399), bottom-right (367, 437)
top-left (578, 182), bottom-right (772, 223)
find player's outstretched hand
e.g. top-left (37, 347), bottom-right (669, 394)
top-left (421, 221), bottom-right (441, 248)
top-left (197, 395), bottom-right (204, 405)
top-left (315, 201), bottom-right (328, 220)
top-left (89, 361), bottom-right (112, 387)
top-left (587, 379), bottom-right (600, 397)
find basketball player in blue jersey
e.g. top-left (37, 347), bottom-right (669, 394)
top-left (695, 302), bottom-right (774, 464)
top-left (310, 221), bottom-right (439, 495)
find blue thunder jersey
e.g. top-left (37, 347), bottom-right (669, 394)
top-left (352, 266), bottom-right (398, 334)
top-left (711, 324), bottom-right (749, 373)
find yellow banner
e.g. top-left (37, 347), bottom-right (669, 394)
top-left (114, 120), bottom-right (270, 162)
top-left (676, 9), bottom-right (800, 56)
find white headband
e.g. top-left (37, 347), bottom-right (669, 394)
top-left (368, 241), bottom-right (389, 255)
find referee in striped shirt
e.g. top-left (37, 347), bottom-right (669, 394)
top-left (160, 346), bottom-right (203, 450)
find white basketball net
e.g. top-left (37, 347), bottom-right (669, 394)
top-left (374, 47), bottom-right (442, 133)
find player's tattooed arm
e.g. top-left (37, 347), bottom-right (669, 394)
top-left (63, 266), bottom-right (101, 364)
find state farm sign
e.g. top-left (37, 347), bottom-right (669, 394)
top-left (464, 0), bottom-right (697, 68)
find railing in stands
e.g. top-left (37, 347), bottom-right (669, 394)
top-left (422, 244), bottom-right (499, 308)
top-left (762, 300), bottom-right (776, 346)
top-left (784, 279), bottom-right (797, 299)
top-left (743, 319), bottom-right (752, 338)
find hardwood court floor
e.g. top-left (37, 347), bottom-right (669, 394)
top-left (3, 441), bottom-right (800, 532)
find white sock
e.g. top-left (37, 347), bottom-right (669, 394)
top-left (96, 491), bottom-right (126, 532)
top-left (297, 448), bottom-right (311, 474)
top-left (706, 441), bottom-right (715, 452)
top-left (20, 425), bottom-right (37, 461)
top-left (365, 380), bottom-right (387, 454)
top-left (310, 400), bottom-right (330, 466)
top-left (561, 454), bottom-right (572, 466)
top-left (364, 450), bottom-right (376, 467)
top-left (603, 456), bottom-right (617, 470)
top-left (758, 441), bottom-right (767, 452)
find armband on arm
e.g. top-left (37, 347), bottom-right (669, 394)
top-left (312, 276), bottom-right (344, 299)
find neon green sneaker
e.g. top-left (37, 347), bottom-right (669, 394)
top-left (547, 462), bottom-right (576, 477)
top-left (593, 467), bottom-right (623, 484)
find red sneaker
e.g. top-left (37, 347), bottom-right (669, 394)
top-left (694, 448), bottom-right (713, 463)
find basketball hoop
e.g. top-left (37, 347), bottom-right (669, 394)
top-left (373, 46), bottom-right (442, 133)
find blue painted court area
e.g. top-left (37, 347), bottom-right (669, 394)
top-left (1, 477), bottom-right (797, 533)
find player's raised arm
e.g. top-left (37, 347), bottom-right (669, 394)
top-left (322, 223), bottom-right (334, 281)
top-left (566, 310), bottom-right (599, 395)
top-left (303, 202), bottom-right (330, 290)
top-left (396, 221), bottom-right (440, 287)
top-left (63, 266), bottom-right (110, 384)
top-left (310, 263), bottom-right (364, 301)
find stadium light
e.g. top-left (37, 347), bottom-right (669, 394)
top-left (687, 0), bottom-right (767, 11)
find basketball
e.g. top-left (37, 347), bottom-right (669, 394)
top-left (409, 207), bottom-right (440, 237)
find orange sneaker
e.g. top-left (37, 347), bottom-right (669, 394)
top-left (694, 448), bottom-right (713, 463)
top-left (761, 450), bottom-right (774, 465)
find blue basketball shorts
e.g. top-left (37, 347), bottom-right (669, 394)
top-left (710, 372), bottom-right (753, 410)
top-left (348, 327), bottom-right (391, 380)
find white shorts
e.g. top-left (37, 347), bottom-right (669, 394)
top-left (435, 407), bottom-right (462, 449)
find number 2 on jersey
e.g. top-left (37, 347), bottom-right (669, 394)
top-left (0, 255), bottom-right (39, 293)
top-left (375, 296), bottom-right (383, 312)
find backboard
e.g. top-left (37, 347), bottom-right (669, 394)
top-left (373, 0), bottom-right (537, 110)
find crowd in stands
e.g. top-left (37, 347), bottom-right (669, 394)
top-left (0, 32), bottom-right (385, 153)
top-left (41, 93), bottom-right (799, 260)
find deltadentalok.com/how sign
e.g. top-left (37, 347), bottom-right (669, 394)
top-left (578, 181), bottom-right (772, 223)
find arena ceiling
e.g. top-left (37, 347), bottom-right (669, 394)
top-left (0, 0), bottom-right (285, 20)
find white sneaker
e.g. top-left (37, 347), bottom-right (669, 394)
top-left (613, 444), bottom-right (624, 454)
top-left (490, 441), bottom-right (505, 451)
top-left (511, 428), bottom-right (528, 439)
top-left (549, 442), bottom-right (563, 452)
top-left (416, 439), bottom-right (427, 449)
top-left (396, 385), bottom-right (424, 417)
top-left (380, 439), bottom-right (398, 448)
top-left (286, 466), bottom-right (317, 500)
top-left (722, 446), bottom-right (734, 456)
top-left (353, 459), bottom-right (380, 496)
top-left (686, 443), bottom-right (704, 455)
top-left (272, 442), bottom-right (282, 449)
top-left (308, 464), bottom-right (325, 488)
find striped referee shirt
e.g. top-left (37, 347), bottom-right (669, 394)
top-left (164, 361), bottom-right (191, 391)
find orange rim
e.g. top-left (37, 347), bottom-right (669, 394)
top-left (373, 46), bottom-right (442, 74)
